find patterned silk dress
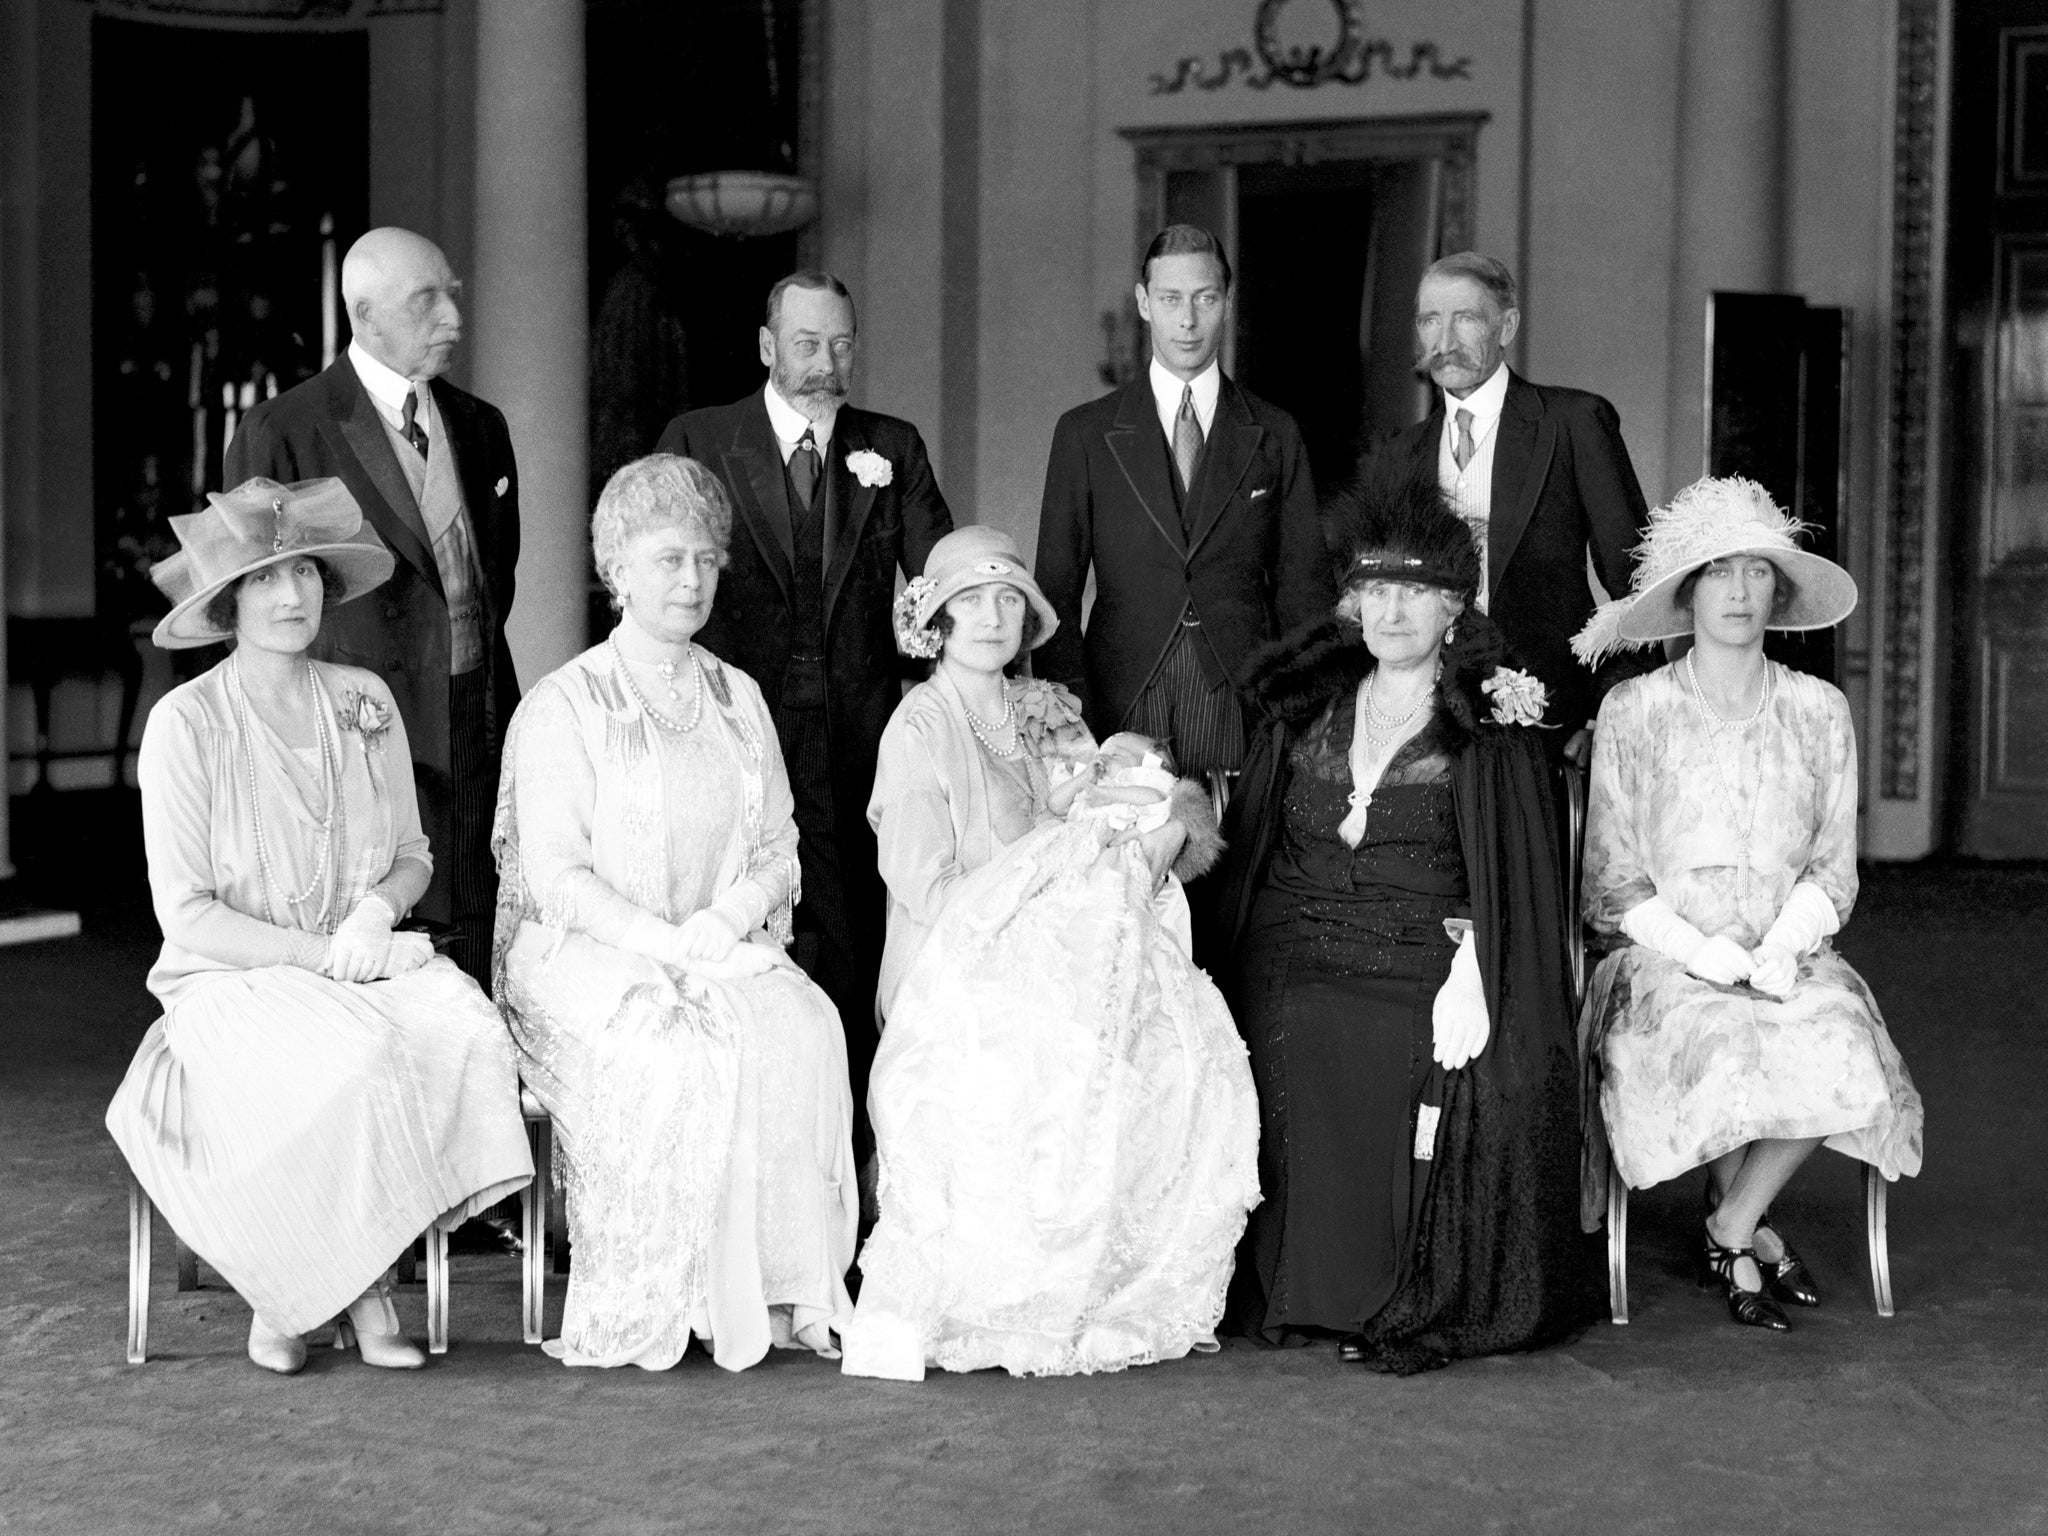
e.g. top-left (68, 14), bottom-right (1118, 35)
top-left (1580, 663), bottom-right (1923, 1215)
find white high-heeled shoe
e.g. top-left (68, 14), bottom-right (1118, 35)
top-left (336, 1278), bottom-right (426, 1369)
top-left (247, 1313), bottom-right (307, 1375)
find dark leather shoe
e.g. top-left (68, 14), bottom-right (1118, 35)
top-left (1337, 1333), bottom-right (1368, 1363)
top-left (446, 1214), bottom-right (522, 1256)
top-left (1702, 1229), bottom-right (1790, 1332)
top-left (1755, 1211), bottom-right (1821, 1307)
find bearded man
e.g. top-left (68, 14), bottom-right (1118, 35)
top-left (654, 271), bottom-right (953, 1140)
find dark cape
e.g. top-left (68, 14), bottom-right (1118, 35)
top-left (1208, 613), bottom-right (1600, 1373)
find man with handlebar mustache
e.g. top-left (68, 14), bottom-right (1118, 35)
top-left (1361, 251), bottom-right (1651, 765)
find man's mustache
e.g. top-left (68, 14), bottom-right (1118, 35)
top-left (1421, 348), bottom-right (1482, 372)
top-left (791, 371), bottom-right (847, 397)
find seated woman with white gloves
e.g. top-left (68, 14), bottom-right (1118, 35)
top-left (1209, 462), bottom-right (1596, 1375)
top-left (1574, 476), bottom-right (1923, 1331)
top-left (105, 477), bottom-right (534, 1375)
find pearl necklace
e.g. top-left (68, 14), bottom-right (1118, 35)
top-left (232, 657), bottom-right (343, 929)
top-left (611, 635), bottom-right (705, 733)
top-left (1687, 652), bottom-right (1770, 902)
top-left (961, 680), bottom-right (1020, 759)
top-left (1685, 650), bottom-right (1773, 730)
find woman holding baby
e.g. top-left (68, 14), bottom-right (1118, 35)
top-left (841, 526), bottom-right (1260, 1380)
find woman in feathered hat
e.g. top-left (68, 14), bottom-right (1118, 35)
top-left (1208, 458), bottom-right (1597, 1374)
top-left (842, 526), bottom-right (1259, 1380)
top-left (1573, 477), bottom-right (1922, 1331)
top-left (104, 477), bottom-right (534, 1374)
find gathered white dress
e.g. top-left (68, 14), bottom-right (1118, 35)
top-left (492, 639), bottom-right (856, 1371)
top-left (105, 659), bottom-right (534, 1338)
top-left (844, 674), bottom-right (1260, 1380)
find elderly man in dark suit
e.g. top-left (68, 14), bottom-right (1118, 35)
top-left (655, 272), bottom-right (952, 1133)
top-left (1035, 224), bottom-right (1329, 781)
top-left (225, 226), bottom-right (519, 984)
top-left (1372, 251), bottom-right (1650, 762)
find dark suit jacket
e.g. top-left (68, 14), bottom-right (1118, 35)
top-left (653, 393), bottom-right (953, 816)
top-left (1378, 371), bottom-right (1648, 737)
top-left (1034, 374), bottom-right (1329, 739)
top-left (223, 357), bottom-right (523, 774)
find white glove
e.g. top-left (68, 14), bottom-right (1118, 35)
top-left (1621, 894), bottom-right (1752, 986)
top-left (1431, 929), bottom-right (1490, 1070)
top-left (674, 910), bottom-right (741, 963)
top-left (1747, 942), bottom-right (1798, 998)
top-left (325, 894), bottom-right (397, 983)
top-left (383, 931), bottom-right (435, 976)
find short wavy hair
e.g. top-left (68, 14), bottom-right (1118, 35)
top-left (591, 454), bottom-right (733, 605)
top-left (201, 556), bottom-right (345, 638)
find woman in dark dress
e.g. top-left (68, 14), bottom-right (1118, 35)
top-left (1210, 464), bottom-right (1598, 1374)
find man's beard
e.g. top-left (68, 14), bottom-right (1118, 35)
top-left (776, 364), bottom-right (847, 407)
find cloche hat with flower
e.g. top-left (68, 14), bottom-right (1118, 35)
top-left (1571, 475), bottom-right (1857, 666)
top-left (892, 525), bottom-right (1059, 659)
top-left (149, 476), bottom-right (395, 650)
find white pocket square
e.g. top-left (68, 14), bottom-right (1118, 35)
top-left (495, 476), bottom-right (510, 497)
top-left (1249, 486), bottom-right (1272, 500)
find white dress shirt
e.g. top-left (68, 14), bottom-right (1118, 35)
top-left (764, 382), bottom-right (836, 465)
top-left (1437, 361), bottom-right (1512, 611)
top-left (1148, 356), bottom-right (1220, 447)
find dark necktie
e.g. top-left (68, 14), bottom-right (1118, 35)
top-left (788, 428), bottom-right (820, 508)
top-left (1173, 385), bottom-right (1203, 493)
top-left (401, 389), bottom-right (429, 459)
top-left (1453, 407), bottom-right (1477, 472)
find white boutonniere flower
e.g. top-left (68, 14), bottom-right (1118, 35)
top-left (1481, 666), bottom-right (1550, 728)
top-left (337, 687), bottom-right (395, 751)
top-left (847, 449), bottom-right (894, 488)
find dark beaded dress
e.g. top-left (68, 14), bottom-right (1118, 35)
top-left (1232, 691), bottom-right (1468, 1338)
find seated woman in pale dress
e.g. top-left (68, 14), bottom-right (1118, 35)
top-left (841, 526), bottom-right (1258, 1381)
top-left (1574, 476), bottom-right (1923, 1332)
top-left (493, 453), bottom-right (856, 1370)
top-left (105, 477), bottom-right (534, 1375)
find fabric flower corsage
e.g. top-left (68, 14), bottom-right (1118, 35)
top-left (847, 449), bottom-right (894, 488)
top-left (892, 576), bottom-right (943, 658)
top-left (1014, 678), bottom-right (1090, 759)
top-left (1480, 667), bottom-right (1549, 728)
top-left (337, 687), bottom-right (394, 750)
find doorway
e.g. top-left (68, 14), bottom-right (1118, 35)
top-left (1946, 3), bottom-right (2048, 857)
top-left (1122, 115), bottom-right (1482, 492)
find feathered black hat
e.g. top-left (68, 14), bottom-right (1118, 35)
top-left (1326, 452), bottom-right (1481, 601)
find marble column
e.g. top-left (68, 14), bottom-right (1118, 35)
top-left (472, 0), bottom-right (588, 685)
top-left (1663, 0), bottom-right (1787, 487)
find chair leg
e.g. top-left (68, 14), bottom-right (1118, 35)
top-left (424, 1225), bottom-right (449, 1355)
top-left (127, 1176), bottom-right (152, 1365)
top-left (1606, 1163), bottom-right (1630, 1325)
top-left (176, 1237), bottom-right (199, 1292)
top-left (549, 1141), bottom-right (570, 1276)
top-left (1864, 1162), bottom-right (1895, 1318)
top-left (522, 1117), bottom-right (550, 1344)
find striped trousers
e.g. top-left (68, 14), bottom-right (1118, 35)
top-left (1121, 625), bottom-right (1246, 779)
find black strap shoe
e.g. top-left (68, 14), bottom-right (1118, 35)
top-left (1702, 1229), bottom-right (1791, 1332)
top-left (1754, 1209), bottom-right (1822, 1307)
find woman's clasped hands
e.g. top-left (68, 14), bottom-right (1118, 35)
top-left (322, 894), bottom-right (434, 982)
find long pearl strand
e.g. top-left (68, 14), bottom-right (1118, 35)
top-left (961, 679), bottom-right (1020, 759)
top-left (233, 657), bottom-right (343, 930)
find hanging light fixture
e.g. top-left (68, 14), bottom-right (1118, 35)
top-left (664, 170), bottom-right (818, 239)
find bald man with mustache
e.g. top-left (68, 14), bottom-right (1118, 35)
top-left (226, 226), bottom-right (522, 984)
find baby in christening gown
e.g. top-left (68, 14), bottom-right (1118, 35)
top-left (1042, 732), bottom-right (1185, 962)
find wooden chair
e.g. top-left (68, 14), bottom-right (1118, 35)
top-left (1559, 763), bottom-right (1896, 1325)
top-left (126, 1177), bottom-right (449, 1365)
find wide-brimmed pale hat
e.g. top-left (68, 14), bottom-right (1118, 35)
top-left (892, 525), bottom-right (1058, 658)
top-left (1571, 476), bottom-right (1857, 665)
top-left (149, 476), bottom-right (395, 649)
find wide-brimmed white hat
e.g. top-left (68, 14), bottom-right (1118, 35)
top-left (892, 525), bottom-right (1059, 658)
top-left (1571, 476), bottom-right (1857, 665)
top-left (149, 476), bottom-right (395, 649)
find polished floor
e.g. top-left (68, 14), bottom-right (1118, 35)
top-left (1, 791), bottom-right (2043, 1535)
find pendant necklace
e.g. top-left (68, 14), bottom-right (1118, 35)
top-left (232, 656), bottom-right (344, 931)
top-left (611, 634), bottom-right (705, 734)
top-left (962, 679), bottom-right (1020, 760)
top-left (1686, 651), bottom-right (1770, 903)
